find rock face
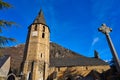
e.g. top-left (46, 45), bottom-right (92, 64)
top-left (0, 42), bottom-right (80, 74)
top-left (50, 42), bottom-right (81, 58)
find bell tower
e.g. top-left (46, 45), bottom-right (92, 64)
top-left (22, 10), bottom-right (50, 80)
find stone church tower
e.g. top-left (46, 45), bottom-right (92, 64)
top-left (22, 10), bottom-right (50, 80)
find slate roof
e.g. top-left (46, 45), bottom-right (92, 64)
top-left (33, 9), bottom-right (46, 25)
top-left (0, 55), bottom-right (10, 68)
top-left (50, 57), bottom-right (108, 67)
top-left (49, 43), bottom-right (109, 67)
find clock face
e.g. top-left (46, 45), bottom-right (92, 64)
top-left (32, 31), bottom-right (38, 36)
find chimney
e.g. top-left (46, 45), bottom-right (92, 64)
top-left (94, 50), bottom-right (100, 59)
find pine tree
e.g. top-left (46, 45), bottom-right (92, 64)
top-left (0, 0), bottom-right (16, 48)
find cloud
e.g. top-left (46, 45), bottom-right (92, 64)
top-left (92, 37), bottom-right (99, 46)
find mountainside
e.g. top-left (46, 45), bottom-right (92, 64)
top-left (0, 42), bottom-right (81, 73)
top-left (0, 42), bottom-right (109, 74)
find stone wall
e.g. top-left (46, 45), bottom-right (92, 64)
top-left (48, 65), bottom-right (110, 79)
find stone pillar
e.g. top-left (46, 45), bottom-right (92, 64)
top-left (98, 23), bottom-right (120, 72)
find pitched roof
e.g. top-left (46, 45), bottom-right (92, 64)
top-left (0, 55), bottom-right (10, 68)
top-left (49, 43), bottom-right (109, 67)
top-left (33, 9), bottom-right (46, 25)
top-left (50, 57), bottom-right (108, 67)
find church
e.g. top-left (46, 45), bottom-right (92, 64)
top-left (20, 9), bottom-right (110, 80)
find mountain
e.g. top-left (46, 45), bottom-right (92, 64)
top-left (0, 42), bottom-right (108, 75)
top-left (0, 42), bottom-right (81, 73)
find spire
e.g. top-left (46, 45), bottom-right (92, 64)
top-left (33, 9), bottom-right (46, 25)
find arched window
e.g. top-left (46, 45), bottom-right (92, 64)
top-left (43, 26), bottom-right (45, 32)
top-left (7, 73), bottom-right (16, 80)
top-left (42, 33), bottom-right (45, 38)
top-left (34, 25), bottom-right (37, 31)
top-left (7, 75), bottom-right (15, 80)
top-left (66, 77), bottom-right (71, 80)
top-left (65, 75), bottom-right (73, 80)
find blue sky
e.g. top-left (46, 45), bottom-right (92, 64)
top-left (1, 0), bottom-right (120, 61)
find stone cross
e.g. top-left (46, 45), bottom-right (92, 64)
top-left (98, 24), bottom-right (112, 34)
top-left (98, 23), bottom-right (120, 72)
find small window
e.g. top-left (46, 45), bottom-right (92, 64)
top-left (58, 67), bottom-right (60, 71)
top-left (34, 25), bottom-right (37, 31)
top-left (41, 53), bottom-right (42, 58)
top-left (43, 26), bottom-right (45, 32)
top-left (42, 33), bottom-right (45, 38)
